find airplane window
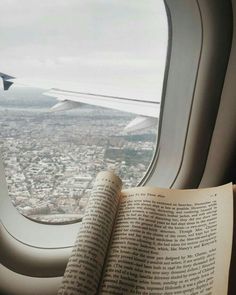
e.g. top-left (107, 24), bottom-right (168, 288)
top-left (0, 0), bottom-right (168, 223)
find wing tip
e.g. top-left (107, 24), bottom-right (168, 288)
top-left (0, 72), bottom-right (15, 91)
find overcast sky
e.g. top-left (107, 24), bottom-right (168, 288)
top-left (0, 0), bottom-right (168, 100)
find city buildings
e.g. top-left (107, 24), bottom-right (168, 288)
top-left (0, 90), bottom-right (156, 223)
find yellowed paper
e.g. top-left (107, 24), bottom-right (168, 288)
top-left (100, 183), bottom-right (233, 295)
top-left (57, 171), bottom-right (122, 295)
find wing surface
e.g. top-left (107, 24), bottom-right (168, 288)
top-left (0, 73), bottom-right (160, 132)
top-left (44, 89), bottom-right (159, 118)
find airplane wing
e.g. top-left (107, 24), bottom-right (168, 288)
top-left (0, 72), bottom-right (159, 132)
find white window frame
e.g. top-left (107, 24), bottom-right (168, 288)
top-left (0, 0), bottom-right (234, 293)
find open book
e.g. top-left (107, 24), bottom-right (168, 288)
top-left (57, 171), bottom-right (233, 295)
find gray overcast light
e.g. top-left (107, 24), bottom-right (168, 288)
top-left (0, 0), bottom-right (168, 100)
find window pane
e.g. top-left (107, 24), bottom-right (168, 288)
top-left (0, 0), bottom-right (168, 223)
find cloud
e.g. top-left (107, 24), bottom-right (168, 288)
top-left (0, 0), bottom-right (168, 99)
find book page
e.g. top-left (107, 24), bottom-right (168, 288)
top-left (57, 171), bottom-right (122, 295)
top-left (99, 183), bottom-right (233, 295)
top-left (227, 185), bottom-right (236, 295)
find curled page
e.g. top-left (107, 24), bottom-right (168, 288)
top-left (57, 171), bottom-right (122, 295)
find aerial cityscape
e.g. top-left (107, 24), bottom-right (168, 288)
top-left (0, 87), bottom-right (157, 223)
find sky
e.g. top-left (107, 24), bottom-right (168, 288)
top-left (0, 0), bottom-right (168, 100)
